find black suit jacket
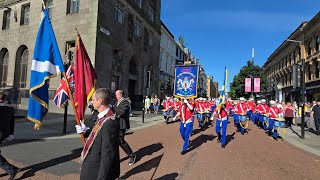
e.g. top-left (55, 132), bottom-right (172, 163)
top-left (113, 99), bottom-right (130, 130)
top-left (80, 118), bottom-right (120, 180)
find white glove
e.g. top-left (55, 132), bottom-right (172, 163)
top-left (75, 121), bottom-right (88, 134)
top-left (173, 117), bottom-right (176, 121)
top-left (6, 135), bottom-right (14, 141)
top-left (184, 99), bottom-right (188, 104)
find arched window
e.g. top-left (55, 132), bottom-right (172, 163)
top-left (14, 46), bottom-right (28, 88)
top-left (0, 49), bottom-right (9, 87)
top-left (1, 51), bottom-right (9, 87)
top-left (20, 49), bottom-right (28, 88)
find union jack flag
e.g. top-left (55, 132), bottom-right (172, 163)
top-left (53, 65), bottom-right (75, 108)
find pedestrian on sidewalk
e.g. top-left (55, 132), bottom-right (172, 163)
top-left (284, 102), bottom-right (294, 128)
top-left (154, 95), bottom-right (160, 114)
top-left (75, 88), bottom-right (120, 180)
top-left (127, 97), bottom-right (133, 117)
top-left (144, 96), bottom-right (151, 114)
top-left (114, 90), bottom-right (136, 165)
top-left (311, 99), bottom-right (320, 135)
top-left (173, 98), bottom-right (195, 155)
top-left (305, 102), bottom-right (314, 130)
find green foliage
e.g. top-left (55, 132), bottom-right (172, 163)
top-left (178, 36), bottom-right (186, 48)
top-left (230, 61), bottom-right (268, 99)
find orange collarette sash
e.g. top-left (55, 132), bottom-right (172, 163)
top-left (81, 110), bottom-right (115, 161)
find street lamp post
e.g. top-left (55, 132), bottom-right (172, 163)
top-left (286, 36), bottom-right (306, 139)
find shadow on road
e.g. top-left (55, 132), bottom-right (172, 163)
top-left (188, 134), bottom-right (215, 153)
top-left (154, 172), bottom-right (178, 180)
top-left (120, 153), bottom-right (164, 179)
top-left (191, 121), bottom-right (214, 136)
top-left (121, 143), bottom-right (163, 163)
top-left (0, 139), bottom-right (46, 148)
top-left (225, 132), bottom-right (236, 146)
top-left (2, 148), bottom-right (82, 180)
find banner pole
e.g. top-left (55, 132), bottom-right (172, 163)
top-left (63, 72), bottom-right (85, 146)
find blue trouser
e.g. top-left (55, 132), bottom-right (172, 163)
top-left (258, 114), bottom-right (265, 129)
top-left (229, 107), bottom-right (234, 117)
top-left (252, 114), bottom-right (258, 124)
top-left (0, 150), bottom-right (16, 175)
top-left (268, 118), bottom-right (278, 139)
top-left (247, 110), bottom-right (252, 121)
top-left (180, 121), bottom-right (193, 152)
top-left (196, 113), bottom-right (204, 127)
top-left (234, 114), bottom-right (241, 131)
top-left (216, 119), bottom-right (228, 145)
top-left (240, 120), bottom-right (246, 134)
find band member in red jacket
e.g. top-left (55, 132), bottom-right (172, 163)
top-left (173, 98), bottom-right (195, 155)
top-left (235, 97), bottom-right (249, 135)
top-left (247, 98), bottom-right (255, 122)
top-left (212, 102), bottom-right (229, 148)
top-left (268, 100), bottom-right (282, 140)
top-left (162, 96), bottom-right (173, 124)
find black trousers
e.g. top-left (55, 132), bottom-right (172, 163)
top-left (314, 118), bottom-right (320, 133)
top-left (285, 117), bottom-right (293, 127)
top-left (0, 149), bottom-right (16, 175)
top-left (119, 129), bottom-right (133, 156)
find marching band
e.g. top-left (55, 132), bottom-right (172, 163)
top-left (164, 96), bottom-right (287, 153)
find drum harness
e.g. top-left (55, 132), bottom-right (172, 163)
top-left (239, 104), bottom-right (249, 130)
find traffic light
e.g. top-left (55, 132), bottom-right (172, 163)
top-left (292, 64), bottom-right (301, 89)
top-left (146, 71), bottom-right (151, 88)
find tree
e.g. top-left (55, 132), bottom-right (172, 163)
top-left (178, 36), bottom-right (186, 49)
top-left (230, 61), bottom-right (268, 99)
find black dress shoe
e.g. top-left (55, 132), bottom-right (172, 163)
top-left (221, 145), bottom-right (226, 148)
top-left (9, 167), bottom-right (20, 180)
top-left (217, 138), bottom-right (221, 143)
top-left (180, 151), bottom-right (187, 155)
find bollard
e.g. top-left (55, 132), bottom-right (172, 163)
top-left (142, 107), bottom-right (145, 123)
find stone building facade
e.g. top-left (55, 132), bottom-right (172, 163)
top-left (0, 0), bottom-right (161, 108)
top-left (263, 12), bottom-right (320, 103)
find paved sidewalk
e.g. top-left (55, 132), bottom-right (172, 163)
top-left (281, 117), bottom-right (320, 156)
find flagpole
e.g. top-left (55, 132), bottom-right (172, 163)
top-left (63, 72), bottom-right (86, 146)
top-left (42, 0), bottom-right (46, 9)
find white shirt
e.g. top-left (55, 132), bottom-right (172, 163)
top-left (145, 98), bottom-right (150, 107)
top-left (97, 108), bottom-right (110, 120)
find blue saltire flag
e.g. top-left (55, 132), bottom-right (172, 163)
top-left (218, 66), bottom-right (228, 106)
top-left (27, 9), bottom-right (65, 129)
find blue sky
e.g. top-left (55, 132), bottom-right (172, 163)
top-left (161, 0), bottom-right (320, 91)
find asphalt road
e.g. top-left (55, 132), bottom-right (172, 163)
top-left (1, 118), bottom-right (320, 180)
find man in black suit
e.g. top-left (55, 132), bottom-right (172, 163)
top-left (113, 90), bottom-right (136, 165)
top-left (0, 105), bottom-right (20, 180)
top-left (75, 88), bottom-right (120, 180)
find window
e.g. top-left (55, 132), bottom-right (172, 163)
top-left (44, 0), bottom-right (53, 18)
top-left (65, 41), bottom-right (75, 62)
top-left (316, 36), bottom-right (320, 52)
top-left (147, 3), bottom-right (154, 22)
top-left (316, 61), bottom-right (320, 79)
top-left (134, 0), bottom-right (142, 8)
top-left (2, 10), bottom-right (10, 29)
top-left (20, 49), bottom-right (28, 88)
top-left (308, 42), bottom-right (312, 56)
top-left (1, 51), bottom-right (8, 87)
top-left (176, 47), bottom-right (178, 57)
top-left (20, 4), bottom-right (30, 25)
top-left (67, 0), bottom-right (80, 14)
top-left (148, 32), bottom-right (153, 46)
top-left (134, 19), bottom-right (141, 37)
top-left (293, 51), bottom-right (296, 63)
top-left (308, 63), bottom-right (311, 80)
top-left (114, 1), bottom-right (124, 24)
